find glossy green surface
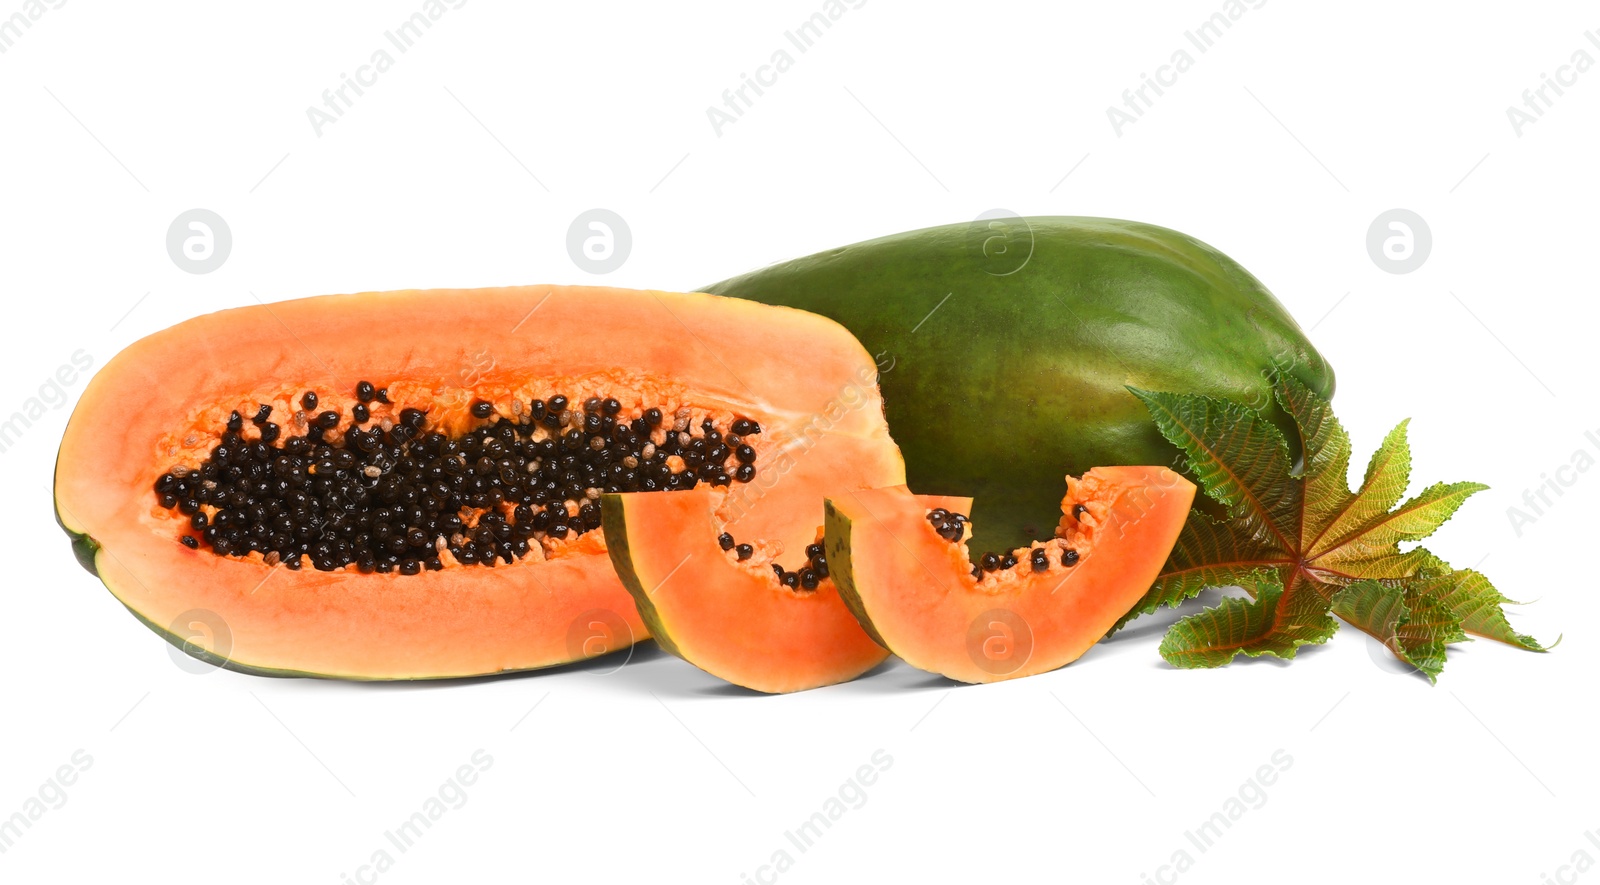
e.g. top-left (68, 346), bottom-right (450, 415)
top-left (704, 216), bottom-right (1334, 551)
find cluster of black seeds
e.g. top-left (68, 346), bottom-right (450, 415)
top-left (926, 507), bottom-right (966, 542)
top-left (715, 530), bottom-right (829, 592)
top-left (925, 507), bottom-right (1081, 580)
top-left (967, 544), bottom-right (1081, 580)
top-left (976, 550), bottom-right (1020, 577)
top-left (156, 382), bottom-right (761, 574)
top-left (771, 542), bottom-right (830, 591)
top-left (716, 531), bottom-right (755, 563)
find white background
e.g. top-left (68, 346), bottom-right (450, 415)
top-left (2, 2), bottom-right (1594, 882)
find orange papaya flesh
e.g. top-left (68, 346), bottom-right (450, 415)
top-left (55, 285), bottom-right (902, 679)
top-left (824, 467), bottom-right (1195, 684)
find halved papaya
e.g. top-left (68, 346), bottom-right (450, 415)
top-left (55, 285), bottom-right (902, 679)
top-left (603, 492), bottom-right (966, 694)
top-left (824, 467), bottom-right (1195, 683)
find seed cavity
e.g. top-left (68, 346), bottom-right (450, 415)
top-left (727, 532), bottom-right (821, 590)
top-left (955, 513), bottom-right (1079, 581)
top-left (157, 389), bottom-right (761, 574)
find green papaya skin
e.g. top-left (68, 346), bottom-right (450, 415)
top-left (702, 216), bottom-right (1334, 551)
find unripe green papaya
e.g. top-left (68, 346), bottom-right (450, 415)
top-left (702, 216), bottom-right (1334, 551)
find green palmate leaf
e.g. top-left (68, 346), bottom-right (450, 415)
top-left (1329, 581), bottom-right (1407, 657)
top-left (1309, 545), bottom-right (1438, 583)
top-left (1125, 378), bottom-right (1550, 679)
top-left (1128, 388), bottom-right (1301, 550)
top-left (1159, 572), bottom-right (1338, 668)
top-left (1399, 586), bottom-right (1470, 653)
top-left (1330, 581), bottom-right (1462, 683)
top-left (1408, 569), bottom-right (1549, 652)
top-left (1314, 481), bottom-right (1488, 562)
top-left (1306, 420), bottom-right (1412, 556)
top-left (1274, 375), bottom-right (1352, 535)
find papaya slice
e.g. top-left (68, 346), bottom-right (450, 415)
top-left (55, 285), bottom-right (902, 679)
top-left (603, 493), bottom-right (966, 694)
top-left (824, 467), bottom-right (1195, 684)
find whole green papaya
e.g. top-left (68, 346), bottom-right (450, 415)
top-left (702, 216), bottom-right (1334, 552)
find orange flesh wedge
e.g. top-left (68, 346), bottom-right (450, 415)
top-left (602, 490), bottom-right (966, 693)
top-left (824, 466), bottom-right (1196, 684)
top-left (597, 337), bottom-right (908, 693)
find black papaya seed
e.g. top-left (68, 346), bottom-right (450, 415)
top-left (158, 391), bottom-right (750, 574)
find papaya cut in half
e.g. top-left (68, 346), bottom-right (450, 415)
top-left (602, 491), bottom-right (966, 694)
top-left (824, 466), bottom-right (1196, 684)
top-left (55, 285), bottom-right (899, 679)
